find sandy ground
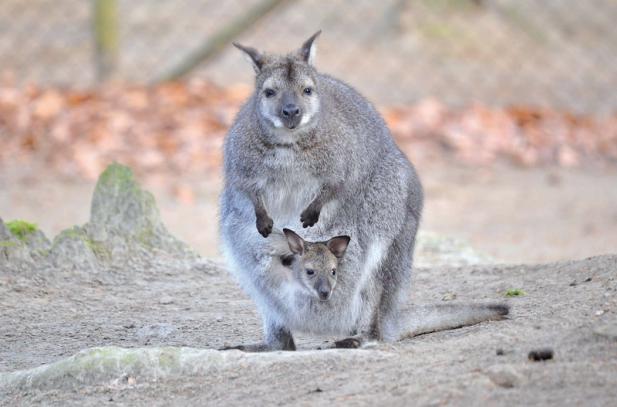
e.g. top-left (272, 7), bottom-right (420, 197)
top-left (1, 162), bottom-right (616, 264)
top-left (1, 249), bottom-right (616, 405)
top-left (1, 163), bottom-right (617, 405)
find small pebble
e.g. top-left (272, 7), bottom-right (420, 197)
top-left (593, 323), bottom-right (617, 341)
top-left (528, 348), bottom-right (554, 361)
top-left (486, 365), bottom-right (523, 388)
top-left (595, 310), bottom-right (605, 316)
top-left (159, 296), bottom-right (174, 305)
top-left (496, 348), bottom-right (505, 356)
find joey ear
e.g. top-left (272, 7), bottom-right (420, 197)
top-left (283, 228), bottom-right (305, 256)
top-left (297, 30), bottom-right (321, 65)
top-left (233, 42), bottom-right (265, 73)
top-left (327, 235), bottom-right (350, 259)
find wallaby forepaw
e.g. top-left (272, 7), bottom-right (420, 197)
top-left (256, 215), bottom-right (273, 237)
top-left (300, 206), bottom-right (320, 228)
top-left (334, 337), bottom-right (362, 349)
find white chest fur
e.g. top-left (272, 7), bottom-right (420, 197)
top-left (260, 148), bottom-right (321, 228)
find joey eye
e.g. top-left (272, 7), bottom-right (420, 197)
top-left (264, 88), bottom-right (276, 98)
top-left (331, 268), bottom-right (336, 276)
top-left (303, 87), bottom-right (313, 96)
top-left (306, 269), bottom-right (315, 276)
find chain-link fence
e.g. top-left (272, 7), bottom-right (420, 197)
top-left (1, 0), bottom-right (616, 113)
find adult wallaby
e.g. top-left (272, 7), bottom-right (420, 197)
top-left (220, 31), bottom-right (508, 351)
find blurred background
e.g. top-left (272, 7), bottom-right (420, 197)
top-left (1, 0), bottom-right (616, 263)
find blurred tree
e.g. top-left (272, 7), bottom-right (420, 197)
top-left (93, 0), bottom-right (119, 82)
top-left (155, 0), bottom-right (290, 83)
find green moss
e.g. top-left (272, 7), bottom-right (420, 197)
top-left (158, 348), bottom-right (181, 369)
top-left (0, 240), bottom-right (19, 248)
top-left (96, 162), bottom-right (136, 191)
top-left (56, 226), bottom-right (86, 241)
top-left (6, 220), bottom-right (38, 241)
top-left (505, 288), bottom-right (526, 297)
top-left (85, 238), bottom-right (110, 259)
top-left (136, 227), bottom-right (155, 247)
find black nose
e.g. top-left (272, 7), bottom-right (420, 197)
top-left (318, 289), bottom-right (330, 300)
top-left (282, 104), bottom-right (300, 118)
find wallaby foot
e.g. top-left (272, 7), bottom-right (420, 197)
top-left (220, 337), bottom-right (296, 352)
top-left (219, 343), bottom-right (274, 352)
top-left (334, 336), bottom-right (363, 349)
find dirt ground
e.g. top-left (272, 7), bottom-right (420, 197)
top-left (1, 248), bottom-right (616, 405)
top-left (1, 161), bottom-right (616, 264)
top-left (1, 162), bottom-right (617, 405)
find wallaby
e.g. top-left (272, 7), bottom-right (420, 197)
top-left (219, 31), bottom-right (508, 351)
top-left (280, 228), bottom-right (350, 301)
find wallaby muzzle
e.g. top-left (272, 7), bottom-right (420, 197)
top-left (315, 277), bottom-right (332, 301)
top-left (280, 92), bottom-right (302, 129)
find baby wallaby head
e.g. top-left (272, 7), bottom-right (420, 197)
top-left (283, 228), bottom-right (350, 301)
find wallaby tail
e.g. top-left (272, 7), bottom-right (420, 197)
top-left (401, 303), bottom-right (509, 339)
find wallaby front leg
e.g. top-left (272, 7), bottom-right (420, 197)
top-left (248, 190), bottom-right (273, 237)
top-left (300, 183), bottom-right (340, 228)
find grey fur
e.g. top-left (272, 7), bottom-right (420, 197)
top-left (220, 32), bottom-right (507, 351)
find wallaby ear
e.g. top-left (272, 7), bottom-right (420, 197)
top-left (233, 42), bottom-right (265, 73)
top-left (297, 30), bottom-right (321, 65)
top-left (327, 235), bottom-right (350, 259)
top-left (283, 228), bottom-right (305, 256)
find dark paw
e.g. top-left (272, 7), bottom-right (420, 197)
top-left (256, 214), bottom-right (273, 237)
top-left (219, 344), bottom-right (246, 351)
top-left (300, 206), bottom-right (320, 228)
top-left (334, 337), bottom-right (362, 349)
top-left (219, 343), bottom-right (270, 352)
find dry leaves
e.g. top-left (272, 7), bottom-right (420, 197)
top-left (1, 80), bottom-right (615, 182)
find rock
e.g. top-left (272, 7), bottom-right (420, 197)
top-left (0, 346), bottom-right (392, 394)
top-left (49, 226), bottom-right (100, 271)
top-left (0, 217), bottom-right (34, 271)
top-left (84, 163), bottom-right (194, 261)
top-left (485, 365), bottom-right (524, 388)
top-left (528, 348), bottom-right (554, 361)
top-left (415, 231), bottom-right (495, 267)
top-left (2, 163), bottom-right (197, 274)
top-left (593, 323), bottom-right (617, 341)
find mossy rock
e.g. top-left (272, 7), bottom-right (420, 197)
top-left (6, 219), bottom-right (38, 241)
top-left (86, 163), bottom-right (194, 259)
top-left (0, 346), bottom-right (390, 394)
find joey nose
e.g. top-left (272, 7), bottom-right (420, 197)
top-left (318, 288), bottom-right (330, 300)
top-left (282, 104), bottom-right (300, 118)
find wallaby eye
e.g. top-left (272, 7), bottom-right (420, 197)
top-left (303, 87), bottom-right (313, 96)
top-left (331, 268), bottom-right (336, 276)
top-left (306, 269), bottom-right (315, 276)
top-left (264, 88), bottom-right (276, 98)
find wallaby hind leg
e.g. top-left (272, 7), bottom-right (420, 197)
top-left (375, 229), bottom-right (416, 342)
top-left (221, 324), bottom-right (296, 352)
top-left (333, 305), bottom-right (381, 348)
